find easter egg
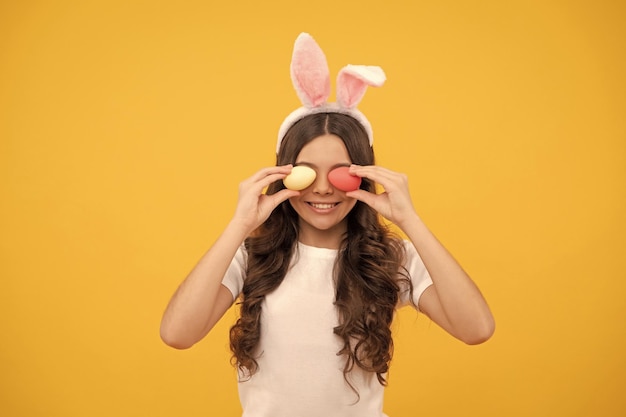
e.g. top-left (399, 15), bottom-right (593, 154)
top-left (328, 166), bottom-right (361, 192)
top-left (283, 166), bottom-right (317, 190)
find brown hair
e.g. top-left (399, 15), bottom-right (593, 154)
top-left (229, 113), bottom-right (412, 393)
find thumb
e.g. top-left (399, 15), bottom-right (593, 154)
top-left (269, 189), bottom-right (300, 206)
top-left (346, 189), bottom-right (376, 208)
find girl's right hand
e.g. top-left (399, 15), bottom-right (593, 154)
top-left (231, 165), bottom-right (300, 233)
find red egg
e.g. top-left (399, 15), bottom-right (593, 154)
top-left (328, 166), bottom-right (361, 192)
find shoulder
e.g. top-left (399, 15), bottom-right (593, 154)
top-left (397, 239), bottom-right (434, 307)
top-left (221, 243), bottom-right (248, 298)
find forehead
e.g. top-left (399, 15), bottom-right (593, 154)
top-left (295, 134), bottom-right (351, 164)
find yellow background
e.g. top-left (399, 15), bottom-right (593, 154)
top-left (1, 1), bottom-right (624, 416)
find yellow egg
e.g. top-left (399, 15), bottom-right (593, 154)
top-left (283, 166), bottom-right (316, 190)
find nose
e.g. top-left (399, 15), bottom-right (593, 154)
top-left (312, 171), bottom-right (333, 195)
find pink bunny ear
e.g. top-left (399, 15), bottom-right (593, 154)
top-left (336, 65), bottom-right (386, 109)
top-left (290, 33), bottom-right (331, 108)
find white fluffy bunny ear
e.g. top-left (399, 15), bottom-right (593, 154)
top-left (290, 33), bottom-right (331, 108)
top-left (336, 65), bottom-right (386, 109)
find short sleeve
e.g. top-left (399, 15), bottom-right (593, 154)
top-left (221, 244), bottom-right (247, 301)
top-left (398, 240), bottom-right (433, 308)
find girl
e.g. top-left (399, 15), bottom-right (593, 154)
top-left (160, 33), bottom-right (494, 417)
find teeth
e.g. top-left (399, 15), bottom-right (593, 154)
top-left (310, 203), bottom-right (336, 209)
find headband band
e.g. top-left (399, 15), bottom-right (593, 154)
top-left (276, 33), bottom-right (386, 154)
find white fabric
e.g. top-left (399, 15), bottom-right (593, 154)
top-left (276, 103), bottom-right (374, 154)
top-left (221, 241), bottom-right (433, 417)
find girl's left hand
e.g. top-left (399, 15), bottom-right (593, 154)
top-left (346, 165), bottom-right (418, 227)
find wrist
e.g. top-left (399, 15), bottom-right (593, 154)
top-left (396, 211), bottom-right (423, 233)
top-left (225, 219), bottom-right (255, 241)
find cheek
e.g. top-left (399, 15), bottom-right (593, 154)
top-left (343, 199), bottom-right (358, 215)
top-left (287, 197), bottom-right (309, 216)
top-left (287, 196), bottom-right (300, 209)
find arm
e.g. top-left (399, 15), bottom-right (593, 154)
top-left (159, 221), bottom-right (249, 349)
top-left (400, 216), bottom-right (495, 344)
top-left (160, 165), bottom-right (299, 349)
top-left (347, 165), bottom-right (495, 345)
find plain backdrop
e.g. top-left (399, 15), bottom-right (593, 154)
top-left (1, 1), bottom-right (625, 416)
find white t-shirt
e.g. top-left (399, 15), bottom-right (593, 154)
top-left (221, 240), bottom-right (433, 417)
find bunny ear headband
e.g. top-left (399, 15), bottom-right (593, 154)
top-left (276, 32), bottom-right (386, 153)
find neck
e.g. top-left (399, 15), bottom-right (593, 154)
top-left (297, 220), bottom-right (346, 249)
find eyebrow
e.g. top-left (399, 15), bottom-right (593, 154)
top-left (295, 161), bottom-right (352, 170)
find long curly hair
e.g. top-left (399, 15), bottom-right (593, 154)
top-left (229, 113), bottom-right (412, 392)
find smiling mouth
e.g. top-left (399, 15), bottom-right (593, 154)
top-left (307, 202), bottom-right (339, 209)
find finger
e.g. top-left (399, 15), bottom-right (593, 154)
top-left (350, 165), bottom-right (393, 180)
top-left (346, 189), bottom-right (379, 207)
top-left (246, 165), bottom-right (293, 184)
top-left (350, 165), bottom-right (406, 189)
top-left (266, 189), bottom-right (300, 207)
top-left (256, 172), bottom-right (291, 190)
top-left (243, 170), bottom-right (292, 194)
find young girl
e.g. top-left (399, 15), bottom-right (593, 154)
top-left (160, 33), bottom-right (494, 417)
